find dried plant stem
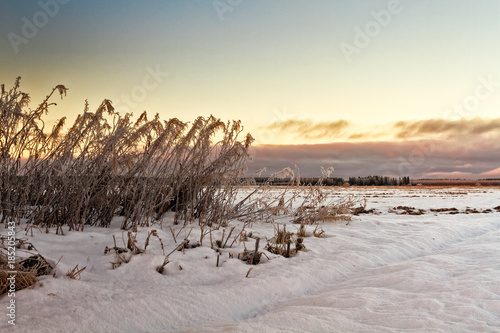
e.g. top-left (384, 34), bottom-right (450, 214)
top-left (1, 78), bottom-right (254, 231)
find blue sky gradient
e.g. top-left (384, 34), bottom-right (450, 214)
top-left (1, 1), bottom-right (500, 177)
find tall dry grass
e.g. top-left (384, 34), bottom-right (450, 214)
top-left (1, 78), bottom-right (358, 235)
top-left (232, 166), bottom-right (361, 225)
top-left (0, 78), bottom-right (253, 230)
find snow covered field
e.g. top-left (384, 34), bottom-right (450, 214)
top-left (2, 187), bottom-right (500, 332)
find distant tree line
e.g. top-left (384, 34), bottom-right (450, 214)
top-left (251, 176), bottom-right (411, 186)
top-left (347, 176), bottom-right (411, 186)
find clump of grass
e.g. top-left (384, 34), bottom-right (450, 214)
top-left (292, 188), bottom-right (356, 224)
top-left (214, 226), bottom-right (240, 249)
top-left (313, 225), bottom-right (326, 238)
top-left (0, 238), bottom-right (52, 295)
top-left (104, 235), bottom-right (134, 269)
top-left (0, 269), bottom-right (38, 295)
top-left (265, 224), bottom-right (301, 258)
top-left (231, 166), bottom-right (361, 226)
top-left (19, 254), bottom-right (53, 276)
top-left (66, 264), bottom-right (86, 280)
top-left (0, 77), bottom-right (253, 231)
top-left (238, 237), bottom-right (262, 265)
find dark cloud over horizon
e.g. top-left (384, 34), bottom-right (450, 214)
top-left (247, 137), bottom-right (500, 179)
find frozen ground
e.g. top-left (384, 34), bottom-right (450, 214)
top-left (2, 187), bottom-right (500, 332)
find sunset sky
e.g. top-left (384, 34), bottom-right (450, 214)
top-left (1, 0), bottom-right (500, 178)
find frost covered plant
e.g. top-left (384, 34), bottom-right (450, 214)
top-left (293, 190), bottom-right (357, 224)
top-left (0, 77), bottom-right (358, 235)
top-left (231, 169), bottom-right (360, 225)
top-left (265, 224), bottom-right (295, 258)
top-left (66, 265), bottom-right (86, 280)
top-left (0, 78), bottom-right (253, 231)
top-left (0, 238), bottom-right (50, 294)
top-left (313, 225), bottom-right (326, 238)
top-left (297, 224), bottom-right (307, 237)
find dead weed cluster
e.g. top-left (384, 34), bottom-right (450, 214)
top-left (0, 78), bottom-right (253, 231)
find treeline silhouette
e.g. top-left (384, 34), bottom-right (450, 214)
top-left (252, 176), bottom-right (411, 186)
top-left (348, 176), bottom-right (411, 186)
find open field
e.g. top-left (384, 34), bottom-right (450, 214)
top-left (1, 186), bottom-right (499, 332)
top-left (412, 180), bottom-right (500, 187)
top-left (3, 2), bottom-right (500, 332)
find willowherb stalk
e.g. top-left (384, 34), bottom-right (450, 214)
top-left (0, 78), bottom-right (253, 231)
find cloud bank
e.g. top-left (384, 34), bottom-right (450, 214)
top-left (266, 117), bottom-right (500, 142)
top-left (251, 118), bottom-right (500, 179)
top-left (267, 119), bottom-right (350, 140)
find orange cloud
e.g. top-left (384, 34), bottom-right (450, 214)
top-left (264, 117), bottom-right (500, 143)
top-left (267, 119), bottom-right (350, 140)
top-left (393, 117), bottom-right (500, 139)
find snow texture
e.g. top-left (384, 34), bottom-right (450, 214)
top-left (2, 187), bottom-right (500, 332)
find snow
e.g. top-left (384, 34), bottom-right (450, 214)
top-left (2, 187), bottom-right (500, 332)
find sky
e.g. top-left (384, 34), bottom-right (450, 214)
top-left (1, 0), bottom-right (500, 178)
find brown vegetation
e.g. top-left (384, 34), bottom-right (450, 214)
top-left (0, 78), bottom-right (253, 231)
top-left (1, 78), bottom-right (362, 279)
top-left (0, 236), bottom-right (49, 295)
